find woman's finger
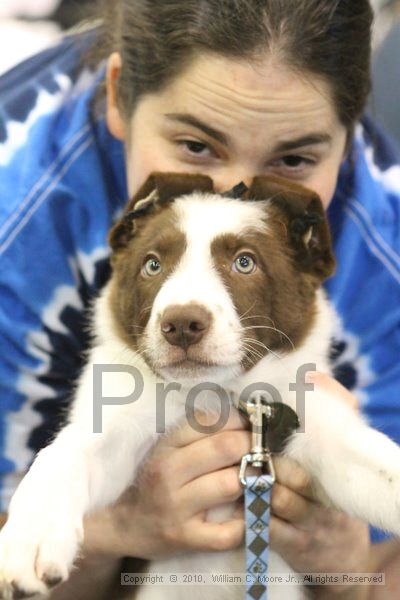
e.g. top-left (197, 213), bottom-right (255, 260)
top-left (271, 483), bottom-right (316, 525)
top-left (163, 406), bottom-right (248, 449)
top-left (183, 518), bottom-right (245, 553)
top-left (269, 515), bottom-right (311, 557)
top-left (273, 456), bottom-right (314, 500)
top-left (177, 466), bottom-right (244, 517)
top-left (169, 429), bottom-right (251, 486)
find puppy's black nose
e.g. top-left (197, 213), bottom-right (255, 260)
top-left (160, 304), bottom-right (211, 349)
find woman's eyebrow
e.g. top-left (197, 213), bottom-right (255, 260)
top-left (164, 113), bottom-right (332, 153)
top-left (273, 134), bottom-right (332, 153)
top-left (164, 113), bottom-right (229, 146)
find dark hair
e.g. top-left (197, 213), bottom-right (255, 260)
top-left (96, 0), bottom-right (373, 135)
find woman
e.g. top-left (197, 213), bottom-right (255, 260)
top-left (0, 1), bottom-right (399, 598)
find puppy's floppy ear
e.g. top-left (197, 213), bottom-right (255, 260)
top-left (109, 172), bottom-right (214, 253)
top-left (248, 176), bottom-right (335, 280)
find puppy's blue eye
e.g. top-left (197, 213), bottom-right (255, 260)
top-left (233, 254), bottom-right (256, 274)
top-left (143, 257), bottom-right (162, 276)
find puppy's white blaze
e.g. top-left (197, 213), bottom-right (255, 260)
top-left (174, 194), bottom-right (268, 239)
top-left (145, 196), bottom-right (268, 373)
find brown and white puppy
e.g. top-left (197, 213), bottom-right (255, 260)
top-left (1, 174), bottom-right (400, 600)
top-left (109, 173), bottom-right (334, 383)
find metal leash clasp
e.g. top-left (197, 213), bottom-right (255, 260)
top-left (239, 394), bottom-right (276, 488)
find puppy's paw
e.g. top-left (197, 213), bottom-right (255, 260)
top-left (0, 515), bottom-right (83, 599)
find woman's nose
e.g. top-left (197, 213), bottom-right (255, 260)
top-left (213, 172), bottom-right (255, 194)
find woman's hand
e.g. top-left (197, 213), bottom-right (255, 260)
top-left (48, 409), bottom-right (251, 598)
top-left (82, 371), bottom-right (370, 600)
top-left (269, 372), bottom-right (371, 598)
top-left (270, 455), bottom-right (371, 598)
top-left (82, 407), bottom-right (251, 560)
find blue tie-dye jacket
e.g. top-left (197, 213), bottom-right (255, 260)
top-left (0, 33), bottom-right (399, 544)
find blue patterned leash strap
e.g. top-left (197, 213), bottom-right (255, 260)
top-left (243, 473), bottom-right (274, 599)
top-left (239, 396), bottom-right (276, 600)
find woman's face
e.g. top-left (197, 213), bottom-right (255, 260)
top-left (107, 52), bottom-right (348, 208)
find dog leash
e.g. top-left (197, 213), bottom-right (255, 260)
top-left (239, 395), bottom-right (299, 600)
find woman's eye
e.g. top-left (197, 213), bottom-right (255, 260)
top-left (270, 155), bottom-right (315, 171)
top-left (282, 155), bottom-right (307, 167)
top-left (233, 254), bottom-right (257, 275)
top-left (143, 257), bottom-right (162, 277)
top-left (177, 140), bottom-right (214, 158)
